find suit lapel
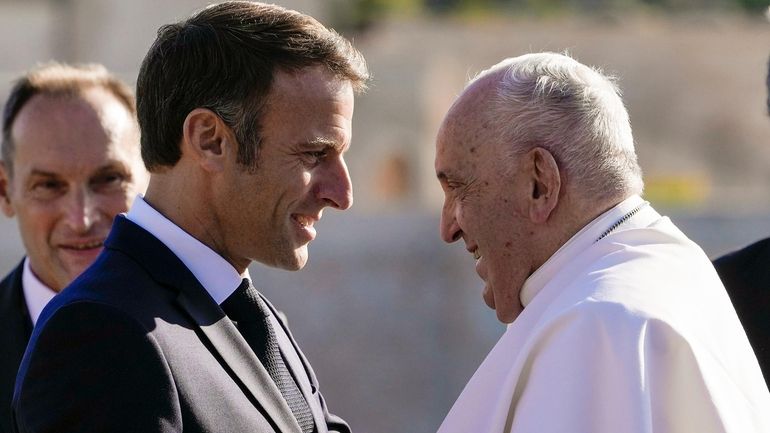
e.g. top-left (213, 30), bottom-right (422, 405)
top-left (0, 260), bottom-right (33, 370)
top-left (0, 260), bottom-right (32, 346)
top-left (261, 294), bottom-right (328, 433)
top-left (105, 217), bottom-right (301, 433)
top-left (0, 261), bottom-right (33, 433)
top-left (176, 289), bottom-right (302, 433)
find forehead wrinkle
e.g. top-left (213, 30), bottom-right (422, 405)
top-left (25, 157), bottom-right (128, 178)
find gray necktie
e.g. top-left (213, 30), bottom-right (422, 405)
top-left (221, 278), bottom-right (315, 433)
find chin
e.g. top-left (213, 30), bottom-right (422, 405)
top-left (293, 254), bottom-right (309, 270)
top-left (272, 247), bottom-right (308, 271)
top-left (495, 309), bottom-right (518, 324)
top-left (494, 301), bottom-right (524, 324)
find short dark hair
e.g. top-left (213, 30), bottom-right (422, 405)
top-left (1, 63), bottom-right (136, 174)
top-left (136, 1), bottom-right (369, 171)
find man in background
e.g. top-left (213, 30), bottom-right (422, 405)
top-left (0, 63), bottom-right (147, 433)
top-left (435, 52), bottom-right (770, 432)
top-left (713, 58), bottom-right (770, 390)
top-left (13, 2), bottom-right (368, 432)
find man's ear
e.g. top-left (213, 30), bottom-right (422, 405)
top-left (527, 147), bottom-right (560, 224)
top-left (181, 108), bottom-right (233, 173)
top-left (0, 162), bottom-right (16, 218)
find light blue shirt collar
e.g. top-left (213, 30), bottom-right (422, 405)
top-left (125, 195), bottom-right (248, 304)
top-left (21, 258), bottom-right (57, 326)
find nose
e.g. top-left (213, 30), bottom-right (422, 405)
top-left (316, 155), bottom-right (353, 210)
top-left (440, 199), bottom-right (462, 243)
top-left (63, 187), bottom-right (100, 233)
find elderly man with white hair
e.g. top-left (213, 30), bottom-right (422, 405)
top-left (434, 52), bottom-right (770, 433)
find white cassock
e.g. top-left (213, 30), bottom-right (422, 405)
top-left (437, 195), bottom-right (770, 433)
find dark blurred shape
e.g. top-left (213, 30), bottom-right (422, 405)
top-left (333, 0), bottom-right (766, 21)
top-left (736, 0), bottom-right (769, 12)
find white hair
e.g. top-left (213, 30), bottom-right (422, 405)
top-left (470, 52), bottom-right (643, 201)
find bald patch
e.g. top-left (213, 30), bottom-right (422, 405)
top-left (438, 70), bottom-right (508, 160)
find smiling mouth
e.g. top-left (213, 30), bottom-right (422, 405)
top-left (293, 214), bottom-right (316, 228)
top-left (61, 241), bottom-right (103, 251)
top-left (467, 245), bottom-right (481, 260)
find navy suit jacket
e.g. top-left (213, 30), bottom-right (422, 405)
top-left (0, 262), bottom-right (31, 433)
top-left (714, 237), bottom-right (770, 391)
top-left (13, 216), bottom-right (350, 433)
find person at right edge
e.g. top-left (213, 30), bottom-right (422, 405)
top-left (713, 56), bottom-right (770, 392)
top-left (12, 2), bottom-right (368, 432)
top-left (434, 52), bottom-right (770, 433)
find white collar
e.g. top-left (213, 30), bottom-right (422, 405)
top-left (21, 257), bottom-right (57, 326)
top-left (519, 195), bottom-right (648, 307)
top-left (125, 195), bottom-right (248, 304)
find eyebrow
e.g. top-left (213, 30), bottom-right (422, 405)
top-left (27, 169), bottom-right (61, 178)
top-left (306, 137), bottom-right (347, 153)
top-left (27, 163), bottom-right (129, 179)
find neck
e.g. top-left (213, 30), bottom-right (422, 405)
top-left (532, 191), bottom-right (628, 273)
top-left (143, 170), bottom-right (230, 267)
top-left (144, 173), bottom-right (189, 227)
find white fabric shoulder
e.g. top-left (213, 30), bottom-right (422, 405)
top-left (437, 202), bottom-right (770, 433)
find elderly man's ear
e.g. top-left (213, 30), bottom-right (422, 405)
top-left (527, 147), bottom-right (560, 224)
top-left (182, 108), bottom-right (236, 173)
top-left (0, 162), bottom-right (15, 218)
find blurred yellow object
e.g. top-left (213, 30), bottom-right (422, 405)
top-left (644, 174), bottom-right (710, 208)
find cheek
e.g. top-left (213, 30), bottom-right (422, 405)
top-left (458, 199), bottom-right (497, 234)
top-left (16, 200), bottom-right (58, 228)
top-left (14, 204), bottom-right (59, 249)
top-left (96, 192), bottom-right (135, 218)
top-left (298, 170), bottom-right (322, 201)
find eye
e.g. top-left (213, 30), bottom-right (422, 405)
top-left (301, 150), bottom-right (328, 165)
top-left (30, 179), bottom-right (66, 200)
top-left (91, 172), bottom-right (128, 191)
top-left (442, 179), bottom-right (464, 193)
top-left (36, 180), bottom-right (63, 190)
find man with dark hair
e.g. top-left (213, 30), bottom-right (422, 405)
top-left (13, 2), bottom-right (368, 432)
top-left (712, 58), bottom-right (770, 391)
top-left (0, 62), bottom-right (147, 433)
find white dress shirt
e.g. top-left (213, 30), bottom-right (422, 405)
top-left (126, 195), bottom-right (248, 304)
top-left (21, 258), bottom-right (57, 326)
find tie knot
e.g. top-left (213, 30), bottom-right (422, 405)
top-left (221, 278), bottom-right (267, 322)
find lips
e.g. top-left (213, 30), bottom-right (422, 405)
top-left (291, 213), bottom-right (319, 242)
top-left (57, 239), bottom-right (105, 271)
top-left (60, 240), bottom-right (103, 251)
top-left (466, 244), bottom-right (481, 261)
top-left (293, 214), bottom-right (316, 228)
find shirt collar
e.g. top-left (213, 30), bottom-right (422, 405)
top-left (21, 257), bottom-right (57, 326)
top-left (519, 194), bottom-right (647, 307)
top-left (125, 195), bottom-right (248, 304)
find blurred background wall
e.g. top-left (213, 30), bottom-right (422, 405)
top-left (1, 1), bottom-right (769, 432)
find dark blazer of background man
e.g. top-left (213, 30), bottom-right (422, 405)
top-left (0, 64), bottom-right (147, 433)
top-left (13, 2), bottom-right (368, 433)
top-left (713, 62), bottom-right (770, 390)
